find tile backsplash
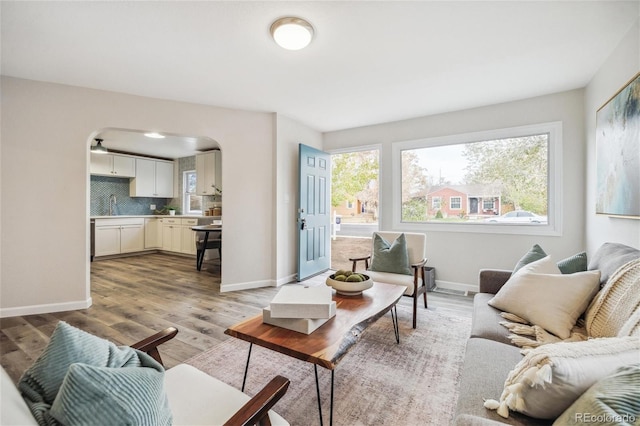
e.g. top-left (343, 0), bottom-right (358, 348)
top-left (90, 176), bottom-right (171, 216)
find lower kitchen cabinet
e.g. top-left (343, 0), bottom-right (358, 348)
top-left (161, 218), bottom-right (197, 255)
top-left (95, 218), bottom-right (144, 256)
top-left (144, 218), bottom-right (163, 249)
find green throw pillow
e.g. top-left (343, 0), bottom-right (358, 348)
top-left (369, 233), bottom-right (412, 275)
top-left (513, 244), bottom-right (547, 272)
top-left (557, 251), bottom-right (588, 274)
top-left (514, 245), bottom-right (588, 274)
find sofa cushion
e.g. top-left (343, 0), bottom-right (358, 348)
top-left (588, 242), bottom-right (640, 285)
top-left (454, 338), bottom-right (550, 426)
top-left (364, 270), bottom-right (421, 295)
top-left (470, 293), bottom-right (514, 346)
top-left (488, 259), bottom-right (600, 339)
top-left (552, 364), bottom-right (640, 426)
top-left (165, 364), bottom-right (288, 426)
top-left (485, 337), bottom-right (640, 420)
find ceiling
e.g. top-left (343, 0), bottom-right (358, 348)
top-left (2, 1), bottom-right (638, 158)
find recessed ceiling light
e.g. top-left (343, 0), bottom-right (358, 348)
top-left (144, 132), bottom-right (165, 139)
top-left (270, 17), bottom-right (314, 50)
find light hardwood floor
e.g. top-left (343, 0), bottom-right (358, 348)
top-left (0, 253), bottom-right (473, 383)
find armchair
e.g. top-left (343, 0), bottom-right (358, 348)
top-left (2, 326), bottom-right (290, 426)
top-left (350, 231), bottom-right (428, 328)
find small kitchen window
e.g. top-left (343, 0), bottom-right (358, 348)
top-left (184, 170), bottom-right (202, 215)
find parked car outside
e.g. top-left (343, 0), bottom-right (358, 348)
top-left (485, 210), bottom-right (547, 224)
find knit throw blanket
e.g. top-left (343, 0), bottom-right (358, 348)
top-left (18, 322), bottom-right (172, 426)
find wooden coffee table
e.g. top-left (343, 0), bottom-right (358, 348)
top-left (225, 281), bottom-right (405, 426)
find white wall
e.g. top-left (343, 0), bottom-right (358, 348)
top-left (584, 19), bottom-right (640, 253)
top-left (323, 90), bottom-right (587, 291)
top-left (1, 77), bottom-right (275, 316)
top-left (274, 115), bottom-right (323, 284)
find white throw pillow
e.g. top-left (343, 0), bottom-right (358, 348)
top-left (488, 259), bottom-right (600, 339)
top-left (484, 337), bottom-right (640, 419)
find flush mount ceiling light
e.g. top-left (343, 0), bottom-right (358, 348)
top-left (144, 132), bottom-right (165, 139)
top-left (90, 138), bottom-right (108, 154)
top-left (270, 17), bottom-right (314, 50)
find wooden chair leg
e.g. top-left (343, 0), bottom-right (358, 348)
top-left (423, 288), bottom-right (428, 308)
top-left (412, 294), bottom-right (418, 329)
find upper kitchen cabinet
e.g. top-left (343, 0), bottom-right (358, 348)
top-left (195, 150), bottom-right (222, 196)
top-left (90, 153), bottom-right (136, 177)
top-left (130, 158), bottom-right (174, 198)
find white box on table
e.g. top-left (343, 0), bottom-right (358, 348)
top-left (262, 307), bottom-right (335, 334)
top-left (269, 285), bottom-right (335, 319)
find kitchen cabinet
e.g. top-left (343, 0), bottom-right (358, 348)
top-left (181, 218), bottom-right (198, 255)
top-left (130, 158), bottom-right (174, 198)
top-left (94, 218), bottom-right (144, 256)
top-left (161, 218), bottom-right (197, 255)
top-left (195, 151), bottom-right (221, 196)
top-left (144, 218), bottom-right (162, 249)
top-left (90, 153), bottom-right (136, 177)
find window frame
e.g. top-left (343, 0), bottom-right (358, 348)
top-left (450, 196), bottom-right (462, 210)
top-left (183, 170), bottom-right (203, 215)
top-left (391, 121), bottom-right (563, 236)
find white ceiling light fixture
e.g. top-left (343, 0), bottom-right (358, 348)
top-left (270, 17), bottom-right (314, 50)
top-left (91, 138), bottom-right (108, 154)
top-left (144, 132), bottom-right (166, 139)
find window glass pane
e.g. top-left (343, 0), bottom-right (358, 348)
top-left (401, 134), bottom-right (548, 225)
top-left (184, 170), bottom-right (202, 214)
top-left (451, 197), bottom-right (461, 209)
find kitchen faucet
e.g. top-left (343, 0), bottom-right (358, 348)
top-left (108, 194), bottom-right (117, 216)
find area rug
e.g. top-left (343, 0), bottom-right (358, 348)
top-left (186, 304), bottom-right (471, 425)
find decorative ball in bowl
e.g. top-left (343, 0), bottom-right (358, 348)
top-left (326, 270), bottom-right (373, 296)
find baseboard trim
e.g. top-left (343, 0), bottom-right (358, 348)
top-left (276, 274), bottom-right (297, 287)
top-left (220, 279), bottom-right (276, 293)
top-left (435, 280), bottom-right (478, 295)
top-left (0, 298), bottom-right (93, 318)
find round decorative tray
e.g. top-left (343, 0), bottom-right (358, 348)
top-left (326, 271), bottom-right (373, 296)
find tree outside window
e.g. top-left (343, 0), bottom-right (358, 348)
top-left (184, 170), bottom-right (202, 214)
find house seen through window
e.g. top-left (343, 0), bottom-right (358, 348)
top-left (399, 127), bottom-right (552, 226)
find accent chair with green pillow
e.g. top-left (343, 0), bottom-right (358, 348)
top-left (350, 231), bottom-right (428, 328)
top-left (1, 322), bottom-right (291, 426)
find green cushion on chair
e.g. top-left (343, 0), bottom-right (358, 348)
top-left (369, 233), bottom-right (412, 275)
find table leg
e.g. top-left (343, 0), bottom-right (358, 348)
top-left (242, 342), bottom-right (253, 392)
top-left (314, 365), bottom-right (324, 426)
top-left (330, 369), bottom-right (335, 426)
top-left (391, 305), bottom-right (400, 344)
top-left (197, 231), bottom-right (210, 271)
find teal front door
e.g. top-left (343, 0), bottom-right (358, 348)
top-left (298, 144), bottom-right (331, 281)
